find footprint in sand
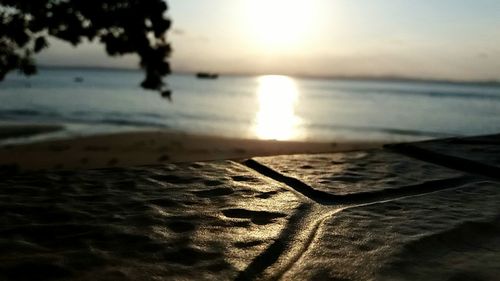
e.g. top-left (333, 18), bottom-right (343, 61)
top-left (203, 179), bottom-right (225, 186)
top-left (231, 175), bottom-right (260, 183)
top-left (194, 188), bottom-right (234, 198)
top-left (222, 208), bottom-right (287, 225)
top-left (162, 247), bottom-right (223, 266)
top-left (166, 221), bottom-right (196, 233)
top-left (233, 240), bottom-right (265, 249)
top-left (147, 198), bottom-right (179, 208)
top-left (150, 175), bottom-right (199, 184)
top-left (255, 191), bottom-right (279, 199)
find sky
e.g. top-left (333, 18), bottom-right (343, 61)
top-left (37, 0), bottom-right (500, 81)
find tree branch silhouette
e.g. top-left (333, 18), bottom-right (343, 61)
top-left (0, 0), bottom-right (171, 91)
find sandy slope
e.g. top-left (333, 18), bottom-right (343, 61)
top-left (0, 130), bottom-right (382, 172)
top-left (1, 128), bottom-right (499, 280)
top-left (0, 161), bottom-right (304, 280)
top-left (282, 179), bottom-right (500, 281)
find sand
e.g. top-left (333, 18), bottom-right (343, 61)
top-left (0, 126), bottom-right (382, 172)
top-left (2, 140), bottom-right (499, 280)
top-left (281, 180), bottom-right (500, 281)
top-left (253, 151), bottom-right (465, 196)
top-left (2, 124), bottom-right (498, 280)
top-left (0, 161), bottom-right (304, 280)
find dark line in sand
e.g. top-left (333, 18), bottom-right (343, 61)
top-left (242, 159), bottom-right (479, 206)
top-left (338, 175), bottom-right (479, 205)
top-left (235, 204), bottom-right (315, 281)
top-left (242, 159), bottom-right (336, 203)
top-left (386, 143), bottom-right (500, 181)
top-left (237, 159), bottom-right (488, 280)
top-left (266, 209), bottom-right (344, 281)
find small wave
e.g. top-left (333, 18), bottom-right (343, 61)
top-left (308, 123), bottom-right (457, 138)
top-left (307, 85), bottom-right (500, 101)
top-left (0, 110), bottom-right (172, 130)
top-left (376, 88), bottom-right (500, 101)
top-left (175, 112), bottom-right (249, 124)
top-left (0, 109), bottom-right (59, 117)
top-left (96, 118), bottom-right (169, 128)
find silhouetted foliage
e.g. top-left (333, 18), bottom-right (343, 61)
top-left (0, 0), bottom-right (171, 91)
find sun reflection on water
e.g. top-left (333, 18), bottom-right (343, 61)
top-left (254, 75), bottom-right (301, 140)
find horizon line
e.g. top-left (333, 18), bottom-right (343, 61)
top-left (38, 64), bottom-right (500, 86)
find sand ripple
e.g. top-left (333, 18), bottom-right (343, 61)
top-left (282, 180), bottom-right (500, 280)
top-left (0, 161), bottom-right (301, 280)
top-left (255, 150), bottom-right (464, 195)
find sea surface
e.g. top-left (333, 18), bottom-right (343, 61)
top-left (1, 67), bottom-right (500, 142)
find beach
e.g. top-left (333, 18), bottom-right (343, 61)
top-left (1, 67), bottom-right (499, 281)
top-left (1, 1), bottom-right (499, 278)
top-left (1, 123), bottom-right (499, 280)
top-left (0, 124), bottom-right (382, 172)
top-left (0, 124), bottom-right (381, 281)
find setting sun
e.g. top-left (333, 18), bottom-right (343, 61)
top-left (254, 75), bottom-right (302, 140)
top-left (244, 0), bottom-right (315, 51)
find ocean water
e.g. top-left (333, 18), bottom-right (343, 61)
top-left (1, 68), bottom-right (500, 142)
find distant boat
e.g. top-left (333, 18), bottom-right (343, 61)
top-left (196, 72), bottom-right (219, 79)
top-left (74, 77), bottom-right (84, 83)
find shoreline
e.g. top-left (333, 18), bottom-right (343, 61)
top-left (0, 128), bottom-right (384, 171)
top-left (0, 122), bottom-right (64, 141)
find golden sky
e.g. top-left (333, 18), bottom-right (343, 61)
top-left (38, 0), bottom-right (500, 81)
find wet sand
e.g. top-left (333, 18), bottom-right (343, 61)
top-left (0, 128), bottom-right (382, 172)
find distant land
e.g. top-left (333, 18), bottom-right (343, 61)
top-left (38, 65), bottom-right (500, 87)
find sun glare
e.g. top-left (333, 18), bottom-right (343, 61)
top-left (245, 0), bottom-right (314, 51)
top-left (254, 75), bottom-right (301, 140)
